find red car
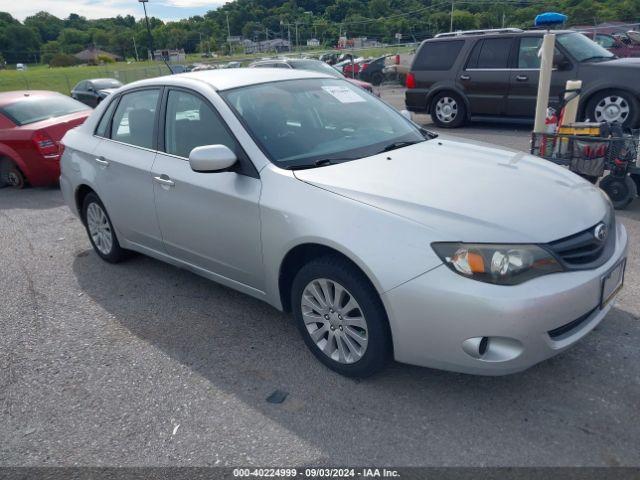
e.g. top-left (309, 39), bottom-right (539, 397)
top-left (0, 91), bottom-right (90, 188)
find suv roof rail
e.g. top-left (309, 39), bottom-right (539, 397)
top-left (435, 28), bottom-right (524, 38)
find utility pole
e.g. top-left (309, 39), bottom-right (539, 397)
top-left (502, 11), bottom-right (506, 28)
top-left (132, 35), bottom-right (139, 61)
top-left (138, 0), bottom-right (154, 60)
top-left (288, 23), bottom-right (291, 52)
top-left (226, 13), bottom-right (231, 55)
top-left (450, 0), bottom-right (454, 32)
top-left (295, 22), bottom-right (299, 52)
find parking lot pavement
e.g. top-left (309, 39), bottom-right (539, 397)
top-left (379, 84), bottom-right (533, 151)
top-left (1, 92), bottom-right (640, 467)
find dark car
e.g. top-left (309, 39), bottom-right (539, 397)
top-left (71, 78), bottom-right (122, 108)
top-left (357, 56), bottom-right (387, 86)
top-left (405, 29), bottom-right (640, 128)
top-left (0, 91), bottom-right (90, 188)
top-left (249, 58), bottom-right (377, 95)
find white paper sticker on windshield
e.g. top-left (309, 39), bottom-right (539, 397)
top-left (322, 85), bottom-right (366, 103)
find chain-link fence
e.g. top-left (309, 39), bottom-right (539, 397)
top-left (0, 64), bottom-right (174, 95)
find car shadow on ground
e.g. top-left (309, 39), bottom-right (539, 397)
top-left (72, 249), bottom-right (640, 465)
top-left (0, 186), bottom-right (65, 211)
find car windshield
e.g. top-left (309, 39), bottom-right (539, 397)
top-left (93, 79), bottom-right (122, 89)
top-left (290, 60), bottom-right (343, 78)
top-left (0, 95), bottom-right (87, 126)
top-left (558, 32), bottom-right (615, 61)
top-left (221, 78), bottom-right (426, 169)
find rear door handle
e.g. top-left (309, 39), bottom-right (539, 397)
top-left (515, 75), bottom-right (529, 81)
top-left (153, 175), bottom-right (175, 187)
top-left (460, 74), bottom-right (470, 81)
top-left (94, 156), bottom-right (109, 167)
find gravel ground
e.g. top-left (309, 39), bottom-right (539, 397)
top-left (1, 86), bottom-right (639, 467)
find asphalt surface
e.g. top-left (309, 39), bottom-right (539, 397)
top-left (1, 86), bottom-right (639, 467)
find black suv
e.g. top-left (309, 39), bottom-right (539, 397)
top-left (405, 28), bottom-right (640, 128)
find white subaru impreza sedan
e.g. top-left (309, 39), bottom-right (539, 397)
top-left (60, 69), bottom-right (627, 377)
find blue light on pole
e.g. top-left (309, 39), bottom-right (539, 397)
top-left (534, 12), bottom-right (568, 28)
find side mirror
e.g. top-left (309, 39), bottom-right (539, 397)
top-left (553, 52), bottom-right (570, 70)
top-left (87, 86), bottom-right (94, 92)
top-left (189, 144), bottom-right (237, 173)
top-left (400, 109), bottom-right (412, 121)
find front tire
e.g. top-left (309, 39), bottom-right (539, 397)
top-left (430, 91), bottom-right (466, 128)
top-left (291, 255), bottom-right (392, 378)
top-left (82, 192), bottom-right (128, 263)
top-left (586, 90), bottom-right (639, 128)
top-left (599, 174), bottom-right (637, 210)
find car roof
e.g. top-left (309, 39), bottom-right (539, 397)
top-left (124, 67), bottom-right (332, 92)
top-left (425, 29), bottom-right (576, 42)
top-left (0, 90), bottom-right (63, 107)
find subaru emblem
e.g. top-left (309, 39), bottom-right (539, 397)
top-left (594, 223), bottom-right (608, 242)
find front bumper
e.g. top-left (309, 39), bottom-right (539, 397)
top-left (382, 221), bottom-right (628, 375)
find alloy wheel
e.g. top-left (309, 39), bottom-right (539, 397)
top-left (594, 95), bottom-right (630, 123)
top-left (301, 278), bottom-right (369, 364)
top-left (86, 202), bottom-right (113, 255)
top-left (435, 96), bottom-right (458, 124)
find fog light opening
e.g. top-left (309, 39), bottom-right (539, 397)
top-left (478, 336), bottom-right (489, 356)
top-left (461, 336), bottom-right (524, 363)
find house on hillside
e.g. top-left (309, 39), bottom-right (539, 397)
top-left (243, 39), bottom-right (290, 54)
top-left (307, 38), bottom-right (320, 47)
top-left (74, 46), bottom-right (122, 63)
top-left (153, 49), bottom-right (186, 63)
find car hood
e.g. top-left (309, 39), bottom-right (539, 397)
top-left (293, 137), bottom-right (609, 243)
top-left (581, 56), bottom-right (640, 68)
top-left (98, 88), bottom-right (119, 98)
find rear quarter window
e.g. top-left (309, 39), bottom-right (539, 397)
top-left (413, 40), bottom-right (464, 71)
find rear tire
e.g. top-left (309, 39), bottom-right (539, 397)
top-left (0, 160), bottom-right (26, 189)
top-left (599, 174), bottom-right (637, 210)
top-left (370, 72), bottom-right (384, 86)
top-left (430, 91), bottom-right (466, 128)
top-left (82, 192), bottom-right (128, 263)
top-left (291, 255), bottom-right (392, 378)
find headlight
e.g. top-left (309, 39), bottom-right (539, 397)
top-left (431, 243), bottom-right (563, 285)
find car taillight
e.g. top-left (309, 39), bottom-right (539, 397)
top-left (33, 131), bottom-right (59, 158)
top-left (406, 72), bottom-right (416, 89)
top-left (361, 63), bottom-right (369, 71)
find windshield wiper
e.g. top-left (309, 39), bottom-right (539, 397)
top-left (379, 140), bottom-right (423, 153)
top-left (288, 158), bottom-right (340, 170)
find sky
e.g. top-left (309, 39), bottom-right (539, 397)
top-left (0, 0), bottom-right (226, 22)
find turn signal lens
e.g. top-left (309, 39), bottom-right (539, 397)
top-left (432, 243), bottom-right (563, 285)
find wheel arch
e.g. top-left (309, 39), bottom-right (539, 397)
top-left (0, 146), bottom-right (28, 179)
top-left (278, 242), bottom-right (384, 314)
top-left (74, 184), bottom-right (98, 221)
top-left (426, 86), bottom-right (470, 117)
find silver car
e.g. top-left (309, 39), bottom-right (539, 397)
top-left (60, 69), bottom-right (628, 377)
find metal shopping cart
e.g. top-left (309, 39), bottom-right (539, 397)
top-left (531, 127), bottom-right (640, 209)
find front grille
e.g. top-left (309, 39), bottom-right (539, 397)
top-left (545, 215), bottom-right (615, 270)
top-left (548, 308), bottom-right (596, 339)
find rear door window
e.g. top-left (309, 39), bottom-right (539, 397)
top-left (468, 38), bottom-right (513, 69)
top-left (110, 89), bottom-right (160, 149)
top-left (413, 40), bottom-right (464, 70)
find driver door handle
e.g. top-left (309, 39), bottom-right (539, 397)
top-left (515, 75), bottom-right (529, 81)
top-left (460, 74), bottom-right (470, 81)
top-left (153, 175), bottom-right (175, 187)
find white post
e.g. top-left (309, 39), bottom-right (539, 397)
top-left (533, 32), bottom-right (555, 133)
top-left (560, 79), bottom-right (582, 126)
